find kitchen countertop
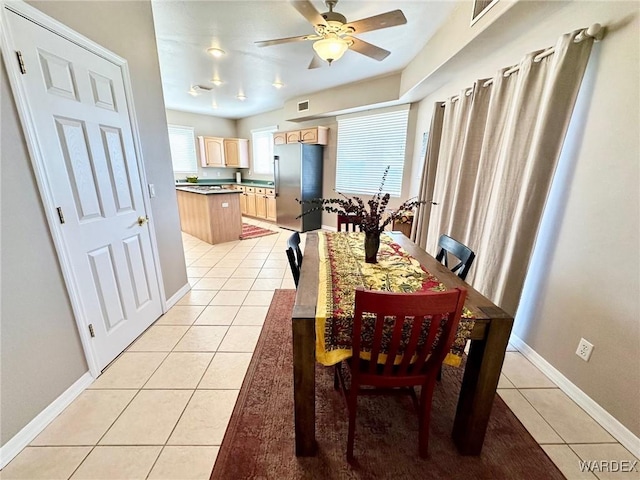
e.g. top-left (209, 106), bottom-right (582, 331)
top-left (175, 180), bottom-right (275, 187)
top-left (176, 185), bottom-right (242, 195)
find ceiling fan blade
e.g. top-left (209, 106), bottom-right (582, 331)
top-left (308, 54), bottom-right (323, 69)
top-left (290, 0), bottom-right (327, 28)
top-left (348, 37), bottom-right (390, 61)
top-left (255, 35), bottom-right (313, 47)
top-left (345, 10), bottom-right (407, 34)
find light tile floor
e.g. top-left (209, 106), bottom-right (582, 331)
top-left (2, 218), bottom-right (637, 479)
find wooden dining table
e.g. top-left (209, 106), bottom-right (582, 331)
top-left (292, 231), bottom-right (514, 457)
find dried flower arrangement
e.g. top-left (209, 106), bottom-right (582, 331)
top-left (298, 166), bottom-right (424, 235)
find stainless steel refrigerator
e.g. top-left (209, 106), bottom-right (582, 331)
top-left (273, 143), bottom-right (324, 232)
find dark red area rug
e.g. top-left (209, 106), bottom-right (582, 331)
top-left (240, 223), bottom-right (277, 240)
top-left (211, 289), bottom-right (563, 480)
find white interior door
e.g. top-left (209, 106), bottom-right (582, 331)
top-left (3, 8), bottom-right (163, 371)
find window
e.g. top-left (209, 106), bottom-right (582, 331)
top-left (251, 126), bottom-right (278, 175)
top-left (335, 106), bottom-right (409, 197)
top-left (167, 124), bottom-right (197, 173)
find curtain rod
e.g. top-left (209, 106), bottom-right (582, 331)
top-left (481, 24), bottom-right (604, 87)
top-left (443, 23), bottom-right (604, 106)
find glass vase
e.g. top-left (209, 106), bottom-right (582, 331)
top-left (364, 231), bottom-right (380, 264)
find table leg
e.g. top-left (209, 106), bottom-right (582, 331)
top-left (452, 313), bottom-right (513, 455)
top-left (292, 316), bottom-right (317, 456)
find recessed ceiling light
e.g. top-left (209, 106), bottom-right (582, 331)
top-left (207, 47), bottom-right (225, 58)
top-left (272, 81), bottom-right (284, 89)
top-left (211, 101), bottom-right (218, 109)
top-left (188, 86), bottom-right (199, 96)
top-left (210, 78), bottom-right (223, 86)
top-left (236, 93), bottom-right (247, 101)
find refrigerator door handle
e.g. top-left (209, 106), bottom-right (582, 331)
top-left (273, 156), bottom-right (280, 197)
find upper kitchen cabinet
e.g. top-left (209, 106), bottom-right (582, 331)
top-left (198, 136), bottom-right (224, 167)
top-left (272, 126), bottom-right (328, 146)
top-left (223, 138), bottom-right (249, 168)
top-left (198, 136), bottom-right (249, 168)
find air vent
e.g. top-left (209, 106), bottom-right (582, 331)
top-left (297, 100), bottom-right (310, 112)
top-left (471, 0), bottom-right (498, 25)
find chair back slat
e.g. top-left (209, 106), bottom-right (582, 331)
top-left (351, 287), bottom-right (467, 382)
top-left (382, 314), bottom-right (407, 375)
top-left (368, 313), bottom-right (386, 374)
top-left (435, 234), bottom-right (475, 281)
top-left (337, 214), bottom-right (362, 232)
top-left (397, 316), bottom-right (425, 375)
top-left (412, 314), bottom-right (444, 373)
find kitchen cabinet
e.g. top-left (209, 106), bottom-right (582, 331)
top-left (272, 126), bottom-right (328, 146)
top-left (224, 138), bottom-right (249, 168)
top-left (273, 132), bottom-right (287, 145)
top-left (255, 188), bottom-right (267, 218)
top-left (175, 189), bottom-right (242, 244)
top-left (198, 136), bottom-right (225, 167)
top-left (236, 185), bottom-right (276, 221)
top-left (245, 186), bottom-right (256, 216)
top-left (237, 186), bottom-right (247, 214)
top-left (286, 131), bottom-right (300, 143)
top-left (198, 136), bottom-right (249, 168)
top-left (266, 189), bottom-right (277, 221)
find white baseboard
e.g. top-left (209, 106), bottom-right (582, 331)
top-left (0, 372), bottom-right (94, 469)
top-left (510, 334), bottom-right (640, 458)
top-left (165, 282), bottom-right (191, 310)
top-left (321, 224), bottom-right (337, 232)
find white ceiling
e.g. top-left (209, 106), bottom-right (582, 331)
top-left (151, 1), bottom-right (457, 120)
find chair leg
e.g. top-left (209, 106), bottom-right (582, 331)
top-left (418, 380), bottom-right (436, 458)
top-left (436, 364), bottom-right (442, 382)
top-left (346, 384), bottom-right (358, 461)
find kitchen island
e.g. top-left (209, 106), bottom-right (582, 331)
top-left (175, 186), bottom-right (242, 244)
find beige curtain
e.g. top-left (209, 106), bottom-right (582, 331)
top-left (414, 29), bottom-right (595, 315)
top-left (413, 102), bottom-right (444, 246)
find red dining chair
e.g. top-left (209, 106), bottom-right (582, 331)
top-left (337, 214), bottom-right (362, 232)
top-left (335, 286), bottom-right (467, 460)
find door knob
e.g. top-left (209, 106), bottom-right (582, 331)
top-left (137, 215), bottom-right (149, 226)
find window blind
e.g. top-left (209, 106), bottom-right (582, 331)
top-left (251, 126), bottom-right (277, 174)
top-left (168, 124), bottom-right (197, 173)
top-left (335, 107), bottom-right (409, 197)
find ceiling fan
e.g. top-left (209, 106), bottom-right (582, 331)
top-left (255, 0), bottom-right (407, 68)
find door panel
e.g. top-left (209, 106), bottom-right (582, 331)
top-left (87, 245), bottom-right (126, 332)
top-left (55, 117), bottom-right (104, 220)
top-left (123, 234), bottom-right (152, 309)
top-left (101, 126), bottom-right (134, 213)
top-left (5, 9), bottom-right (163, 370)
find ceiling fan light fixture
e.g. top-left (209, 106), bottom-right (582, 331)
top-left (312, 35), bottom-right (349, 64)
top-left (207, 47), bottom-right (225, 58)
top-left (272, 81), bottom-right (285, 89)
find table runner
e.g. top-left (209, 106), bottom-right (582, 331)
top-left (316, 232), bottom-right (475, 367)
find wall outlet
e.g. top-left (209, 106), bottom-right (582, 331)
top-left (217, 171), bottom-right (221, 177)
top-left (576, 338), bottom-right (594, 362)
